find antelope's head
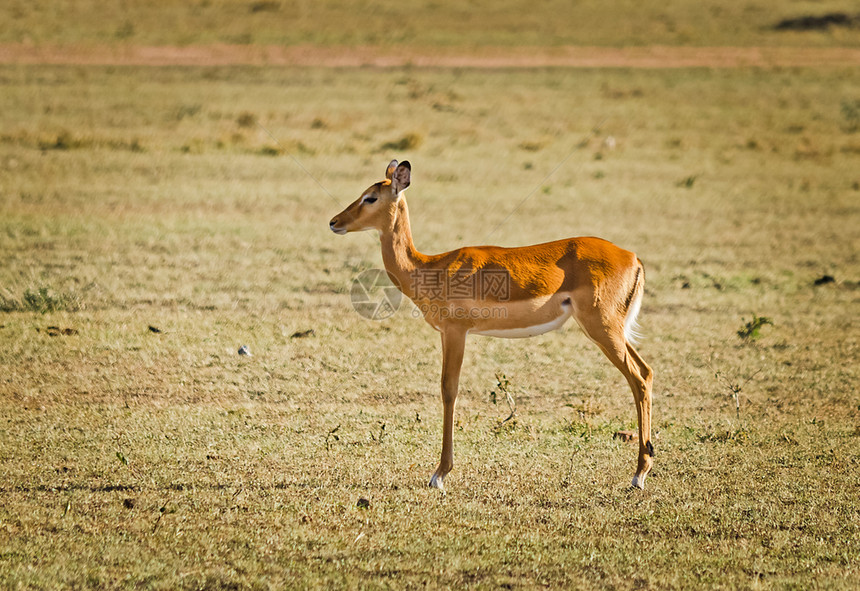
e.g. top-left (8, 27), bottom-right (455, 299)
top-left (329, 160), bottom-right (411, 235)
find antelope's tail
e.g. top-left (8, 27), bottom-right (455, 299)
top-left (623, 260), bottom-right (645, 345)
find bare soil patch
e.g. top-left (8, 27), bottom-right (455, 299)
top-left (2, 43), bottom-right (860, 68)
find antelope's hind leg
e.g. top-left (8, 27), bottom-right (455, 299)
top-left (624, 341), bottom-right (654, 489)
top-left (575, 313), bottom-right (654, 489)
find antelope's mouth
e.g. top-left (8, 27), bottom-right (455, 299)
top-left (329, 219), bottom-right (348, 235)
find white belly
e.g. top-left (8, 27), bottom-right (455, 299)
top-left (470, 310), bottom-right (571, 339)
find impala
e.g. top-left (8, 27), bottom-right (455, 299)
top-left (329, 160), bottom-right (654, 489)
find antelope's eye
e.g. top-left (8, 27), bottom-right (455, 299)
top-left (362, 196), bottom-right (378, 204)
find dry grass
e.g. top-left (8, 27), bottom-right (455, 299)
top-left (0, 63), bottom-right (859, 589)
top-left (2, 0), bottom-right (860, 48)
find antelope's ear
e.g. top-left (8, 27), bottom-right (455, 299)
top-left (392, 161), bottom-right (411, 194)
top-left (385, 160), bottom-right (398, 180)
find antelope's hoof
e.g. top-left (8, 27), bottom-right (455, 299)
top-left (429, 473), bottom-right (445, 491)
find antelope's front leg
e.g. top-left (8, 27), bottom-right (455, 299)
top-left (429, 327), bottom-right (467, 490)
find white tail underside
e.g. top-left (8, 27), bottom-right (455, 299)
top-left (623, 288), bottom-right (644, 345)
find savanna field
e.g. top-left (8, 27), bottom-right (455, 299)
top-left (1, 2), bottom-right (860, 589)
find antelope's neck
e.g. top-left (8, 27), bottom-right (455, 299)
top-left (379, 199), bottom-right (428, 298)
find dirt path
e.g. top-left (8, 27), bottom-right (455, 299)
top-left (2, 43), bottom-right (859, 68)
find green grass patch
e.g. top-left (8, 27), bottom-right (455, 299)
top-left (0, 286), bottom-right (83, 313)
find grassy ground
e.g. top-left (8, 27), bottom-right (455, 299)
top-left (0, 63), bottom-right (859, 589)
top-left (2, 0), bottom-right (860, 48)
